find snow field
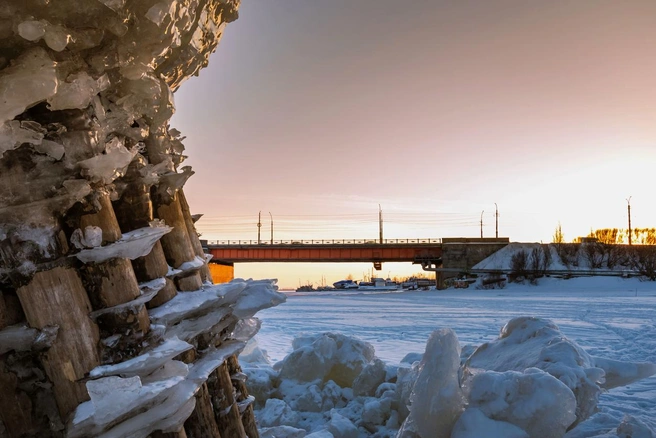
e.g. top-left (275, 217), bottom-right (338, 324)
top-left (247, 276), bottom-right (656, 437)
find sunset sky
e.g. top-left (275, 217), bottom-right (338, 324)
top-left (172, 0), bottom-right (656, 288)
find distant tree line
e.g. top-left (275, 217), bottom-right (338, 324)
top-left (507, 224), bottom-right (656, 282)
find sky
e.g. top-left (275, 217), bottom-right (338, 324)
top-left (171, 0), bottom-right (656, 288)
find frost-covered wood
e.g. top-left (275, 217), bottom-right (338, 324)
top-left (0, 0), bottom-right (283, 436)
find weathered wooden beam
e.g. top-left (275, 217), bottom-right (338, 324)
top-left (184, 383), bottom-right (222, 438)
top-left (178, 190), bottom-right (212, 283)
top-left (211, 361), bottom-right (246, 438)
top-left (79, 190), bottom-right (122, 244)
top-left (81, 258), bottom-right (150, 333)
top-left (227, 355), bottom-right (259, 438)
top-left (16, 267), bottom-right (100, 417)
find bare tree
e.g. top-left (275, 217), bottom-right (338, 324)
top-left (583, 242), bottom-right (604, 269)
top-left (629, 246), bottom-right (656, 280)
top-left (510, 250), bottom-right (529, 282)
top-left (559, 243), bottom-right (580, 267)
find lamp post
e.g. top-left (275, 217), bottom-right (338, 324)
top-left (257, 211), bottom-right (261, 244)
top-left (480, 210), bottom-right (484, 238)
top-left (494, 202), bottom-right (499, 238)
top-left (269, 212), bottom-right (273, 244)
top-left (626, 197), bottom-right (632, 245)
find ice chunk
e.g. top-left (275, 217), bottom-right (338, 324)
top-left (89, 338), bottom-right (193, 378)
top-left (231, 279), bottom-right (286, 318)
top-left (0, 324), bottom-right (58, 354)
top-left (452, 408), bottom-right (529, 438)
top-left (167, 255), bottom-right (205, 276)
top-left (327, 411), bottom-right (359, 438)
top-left (395, 363), bottom-right (419, 422)
top-left (164, 308), bottom-right (234, 342)
top-left (353, 358), bottom-right (386, 397)
top-left (78, 137), bottom-right (137, 184)
top-left (400, 352), bottom-right (422, 365)
top-left (293, 383), bottom-right (323, 412)
top-left (260, 426), bottom-right (307, 438)
top-left (231, 317), bottom-right (261, 342)
top-left (592, 356), bottom-right (656, 390)
top-left (0, 48), bottom-right (57, 124)
top-left (75, 224), bottom-right (172, 263)
top-left (34, 139), bottom-right (65, 160)
top-left (279, 333), bottom-right (375, 387)
top-left (87, 376), bottom-right (143, 423)
top-left (71, 226), bottom-right (103, 249)
top-left (241, 365), bottom-right (277, 408)
top-left (239, 337), bottom-right (271, 364)
top-left (306, 431), bottom-right (334, 438)
top-left (362, 397), bottom-right (392, 431)
top-left (17, 20), bottom-right (46, 41)
top-left (0, 120), bottom-right (45, 156)
top-left (258, 398), bottom-right (301, 428)
top-left (148, 282), bottom-right (246, 326)
top-left (464, 317), bottom-right (612, 425)
top-left (461, 368), bottom-right (577, 438)
top-left (397, 328), bottom-right (465, 438)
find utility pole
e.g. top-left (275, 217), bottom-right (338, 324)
top-left (480, 210), bottom-right (484, 238)
top-left (257, 211), bottom-right (261, 244)
top-left (495, 202), bottom-right (499, 239)
top-left (379, 204), bottom-right (383, 244)
top-left (269, 212), bottom-right (273, 244)
top-left (627, 197), bottom-right (632, 245)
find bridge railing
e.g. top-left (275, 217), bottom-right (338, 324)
top-left (204, 238), bottom-right (442, 246)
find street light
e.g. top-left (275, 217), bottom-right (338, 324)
top-left (480, 210), bottom-right (484, 238)
top-left (269, 212), bottom-right (273, 244)
top-left (257, 211), bottom-right (262, 244)
top-left (494, 203), bottom-right (498, 238)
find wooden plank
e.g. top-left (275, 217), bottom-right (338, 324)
top-left (16, 267), bottom-right (100, 417)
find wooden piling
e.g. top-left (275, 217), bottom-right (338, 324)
top-left (211, 361), bottom-right (246, 438)
top-left (184, 383), bottom-right (222, 438)
top-left (16, 267), bottom-right (100, 417)
top-left (178, 191), bottom-right (212, 283)
top-left (228, 355), bottom-right (259, 438)
top-left (155, 194), bottom-right (203, 291)
top-left (113, 184), bottom-right (179, 307)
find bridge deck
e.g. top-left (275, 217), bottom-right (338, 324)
top-left (206, 242), bottom-right (443, 263)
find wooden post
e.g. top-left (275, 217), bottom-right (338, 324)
top-left (155, 193), bottom-right (203, 291)
top-left (113, 184), bottom-right (178, 307)
top-left (79, 190), bottom-right (122, 244)
top-left (211, 362), bottom-right (246, 438)
top-left (79, 192), bottom-right (150, 333)
top-left (16, 267), bottom-right (100, 417)
top-left (184, 383), bottom-right (222, 438)
top-left (178, 190), bottom-right (212, 283)
top-left (227, 355), bottom-right (259, 438)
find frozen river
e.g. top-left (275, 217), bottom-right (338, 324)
top-left (255, 276), bottom-right (656, 430)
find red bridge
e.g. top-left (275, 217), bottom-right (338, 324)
top-left (204, 238), bottom-right (443, 270)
